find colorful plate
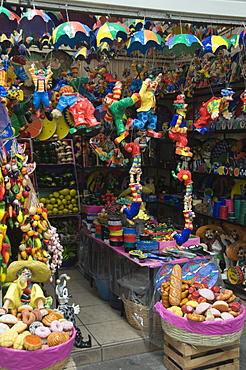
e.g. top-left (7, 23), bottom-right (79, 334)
top-left (155, 263), bottom-right (175, 294)
top-left (36, 117), bottom-right (57, 141)
top-left (182, 259), bottom-right (219, 287)
top-left (21, 114), bottom-right (43, 138)
top-left (54, 115), bottom-right (70, 139)
top-left (155, 259), bottom-right (219, 294)
top-left (2, 123), bottom-right (16, 154)
top-left (211, 139), bottom-right (235, 164)
top-left (231, 180), bottom-right (246, 198)
top-left (10, 113), bottom-right (21, 137)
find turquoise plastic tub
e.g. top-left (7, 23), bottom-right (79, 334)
top-left (94, 277), bottom-right (110, 301)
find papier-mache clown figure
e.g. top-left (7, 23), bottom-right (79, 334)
top-left (0, 55), bottom-right (11, 97)
top-left (171, 164), bottom-right (195, 245)
top-left (104, 81), bottom-right (123, 123)
top-left (127, 74), bottom-right (163, 138)
top-left (169, 95), bottom-right (193, 157)
top-left (171, 164), bottom-right (195, 246)
top-left (52, 85), bottom-right (101, 133)
top-left (240, 90), bottom-right (246, 114)
top-left (105, 91), bottom-right (141, 144)
top-left (120, 171), bottom-right (143, 225)
top-left (131, 60), bottom-right (148, 80)
top-left (120, 141), bottom-right (143, 225)
top-left (193, 88), bottom-right (235, 133)
top-left (29, 63), bottom-right (53, 120)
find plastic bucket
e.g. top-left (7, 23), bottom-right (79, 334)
top-left (94, 277), bottom-right (110, 300)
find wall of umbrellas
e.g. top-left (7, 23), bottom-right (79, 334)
top-left (0, 5), bottom-right (246, 142)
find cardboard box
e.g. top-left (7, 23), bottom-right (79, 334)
top-left (158, 235), bottom-right (200, 251)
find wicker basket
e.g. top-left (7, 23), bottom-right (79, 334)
top-left (81, 204), bottom-right (104, 214)
top-left (122, 294), bottom-right (162, 332)
top-left (0, 329), bottom-right (75, 370)
top-left (1, 357), bottom-right (70, 370)
top-left (161, 318), bottom-right (243, 347)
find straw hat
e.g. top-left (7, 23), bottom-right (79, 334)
top-left (6, 260), bottom-right (51, 283)
top-left (226, 240), bottom-right (246, 261)
top-left (195, 224), bottom-right (224, 239)
top-left (222, 223), bottom-right (245, 241)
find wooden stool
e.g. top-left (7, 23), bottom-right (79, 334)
top-left (164, 333), bottom-right (240, 370)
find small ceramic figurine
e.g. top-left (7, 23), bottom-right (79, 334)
top-left (56, 274), bottom-right (91, 348)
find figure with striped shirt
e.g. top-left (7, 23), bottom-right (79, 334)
top-left (169, 95), bottom-right (192, 157)
top-left (29, 64), bottom-right (53, 119)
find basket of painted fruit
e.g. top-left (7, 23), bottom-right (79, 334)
top-left (0, 307), bottom-right (75, 370)
top-left (155, 264), bottom-right (246, 346)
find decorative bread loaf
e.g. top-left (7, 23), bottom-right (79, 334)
top-left (169, 264), bottom-right (182, 306)
top-left (160, 282), bottom-right (170, 308)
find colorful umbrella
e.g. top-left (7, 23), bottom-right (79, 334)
top-left (19, 9), bottom-right (55, 38)
top-left (94, 22), bottom-right (129, 48)
top-left (152, 24), bottom-right (168, 38)
top-left (239, 29), bottom-right (246, 48)
top-left (98, 42), bottom-right (117, 58)
top-left (126, 30), bottom-right (164, 55)
top-left (201, 35), bottom-right (231, 55)
top-left (123, 19), bottom-right (154, 31)
top-left (45, 11), bottom-right (64, 27)
top-left (73, 46), bottom-right (100, 64)
top-left (227, 34), bottom-right (240, 48)
top-left (163, 34), bottom-right (203, 56)
top-left (52, 21), bottom-right (91, 49)
top-left (0, 6), bottom-right (20, 37)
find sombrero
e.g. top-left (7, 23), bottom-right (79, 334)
top-left (6, 260), bottom-right (51, 283)
top-left (195, 224), bottom-right (224, 239)
top-left (226, 240), bottom-right (246, 261)
top-left (222, 223), bottom-right (245, 241)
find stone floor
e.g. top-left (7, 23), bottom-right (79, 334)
top-left (45, 266), bottom-right (246, 369)
top-left (44, 265), bottom-right (160, 368)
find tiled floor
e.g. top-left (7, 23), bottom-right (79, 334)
top-left (44, 266), bottom-right (160, 367)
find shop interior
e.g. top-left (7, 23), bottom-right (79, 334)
top-left (0, 3), bottom-right (245, 369)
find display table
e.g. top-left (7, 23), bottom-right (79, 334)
top-left (80, 229), bottom-right (207, 338)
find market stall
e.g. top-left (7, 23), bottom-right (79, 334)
top-left (0, 3), bottom-right (246, 369)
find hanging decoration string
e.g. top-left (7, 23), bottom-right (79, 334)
top-left (65, 3), bottom-right (70, 22)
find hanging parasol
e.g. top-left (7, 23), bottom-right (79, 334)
top-left (0, 34), bottom-right (14, 54)
top-left (52, 21), bottom-right (91, 49)
top-left (125, 30), bottom-right (164, 55)
top-left (0, 6), bottom-right (20, 37)
top-left (45, 11), bottom-right (64, 27)
top-left (94, 22), bottom-right (129, 48)
top-left (99, 42), bottom-right (117, 58)
top-left (227, 34), bottom-right (240, 49)
top-left (19, 9), bottom-right (55, 38)
top-left (123, 19), bottom-right (154, 32)
top-left (73, 46), bottom-right (100, 64)
top-left (201, 35), bottom-right (231, 55)
top-left (152, 24), bottom-right (168, 38)
top-left (239, 29), bottom-right (246, 49)
top-left (163, 34), bottom-right (203, 56)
